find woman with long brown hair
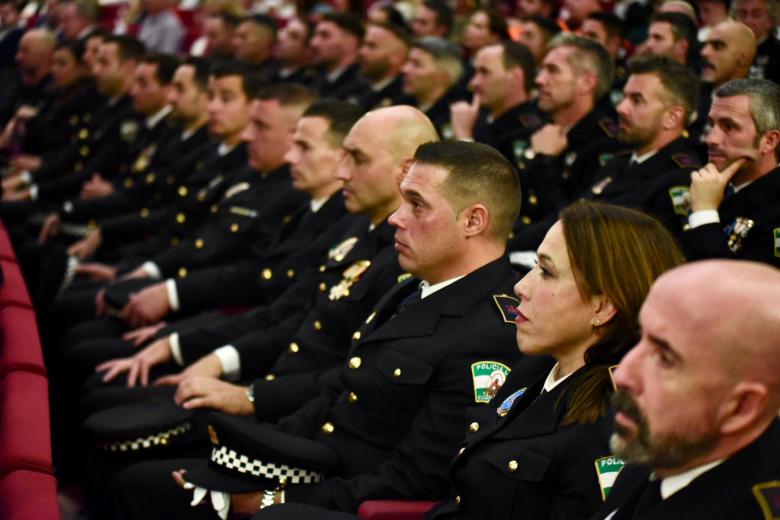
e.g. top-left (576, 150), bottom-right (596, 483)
top-left (427, 200), bottom-right (686, 520)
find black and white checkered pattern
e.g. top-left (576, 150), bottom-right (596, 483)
top-left (211, 446), bottom-right (324, 484)
top-left (100, 423), bottom-right (192, 452)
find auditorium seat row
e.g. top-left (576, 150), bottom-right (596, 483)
top-left (0, 222), bottom-right (60, 520)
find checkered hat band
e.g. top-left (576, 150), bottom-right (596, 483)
top-left (99, 422), bottom-right (192, 452)
top-left (210, 445), bottom-right (324, 484)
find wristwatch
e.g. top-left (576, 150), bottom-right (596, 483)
top-left (245, 384), bottom-right (255, 404)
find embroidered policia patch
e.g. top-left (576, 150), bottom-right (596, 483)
top-left (471, 361), bottom-right (511, 403)
top-left (594, 456), bottom-right (626, 500)
top-left (496, 387), bottom-right (526, 417)
top-left (668, 186), bottom-right (691, 216)
top-left (493, 294), bottom-right (520, 324)
top-left (753, 481), bottom-right (780, 519)
top-left (774, 228), bottom-right (780, 258)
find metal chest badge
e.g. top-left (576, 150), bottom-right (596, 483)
top-left (471, 361), bottom-right (511, 404)
top-left (328, 237), bottom-right (358, 262)
top-left (328, 260), bottom-right (371, 301)
top-left (132, 145), bottom-right (156, 173)
top-left (496, 387), bottom-right (526, 417)
top-left (725, 217), bottom-right (755, 253)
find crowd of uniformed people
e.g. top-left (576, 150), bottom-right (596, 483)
top-left (0, 0), bottom-right (779, 517)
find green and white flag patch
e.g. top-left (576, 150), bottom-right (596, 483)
top-left (594, 456), bottom-right (626, 500)
top-left (773, 228), bottom-right (780, 258)
top-left (471, 361), bottom-right (511, 403)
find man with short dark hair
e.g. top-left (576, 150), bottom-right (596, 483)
top-left (517, 15), bottom-right (561, 64)
top-left (643, 12), bottom-right (698, 66)
top-left (450, 41), bottom-right (545, 163)
top-left (232, 15), bottom-right (277, 74)
top-left (200, 12), bottom-right (238, 61)
top-left (401, 36), bottom-right (467, 139)
top-left (411, 0), bottom-right (452, 38)
top-left (270, 16), bottom-right (315, 86)
top-left (683, 78), bottom-right (780, 267)
top-left (58, 0), bottom-right (96, 40)
top-left (355, 22), bottom-right (411, 111)
top-left (595, 260), bottom-right (780, 519)
top-left (310, 12), bottom-right (368, 102)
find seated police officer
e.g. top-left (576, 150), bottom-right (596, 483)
top-left (596, 260), bottom-right (780, 519)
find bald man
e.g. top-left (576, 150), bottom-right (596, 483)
top-left (691, 21), bottom-right (757, 155)
top-left (594, 260), bottom-right (780, 519)
top-left (0, 29), bottom-right (55, 121)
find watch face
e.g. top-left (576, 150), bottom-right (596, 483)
top-left (246, 385), bottom-right (255, 403)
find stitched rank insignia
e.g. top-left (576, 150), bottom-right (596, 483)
top-left (774, 228), bottom-right (780, 258)
top-left (329, 260), bottom-right (371, 301)
top-left (519, 114), bottom-right (542, 129)
top-left (471, 361), bottom-right (511, 403)
top-left (725, 217), bottom-right (755, 253)
top-left (591, 176), bottom-right (613, 195)
top-left (397, 273), bottom-right (412, 284)
top-left (493, 294), bottom-right (520, 324)
top-left (599, 117), bottom-right (619, 138)
top-left (668, 185), bottom-right (691, 216)
top-left (671, 152), bottom-right (698, 169)
top-left (229, 206), bottom-right (258, 218)
top-left (594, 456), bottom-right (626, 500)
top-left (328, 237), bottom-right (358, 262)
top-left (496, 387), bottom-right (526, 417)
top-left (753, 481), bottom-right (780, 519)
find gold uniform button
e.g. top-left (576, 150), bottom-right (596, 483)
top-left (176, 213), bottom-right (186, 224)
top-left (348, 356), bottom-right (362, 369)
top-left (78, 128), bottom-right (89, 140)
top-left (195, 239), bottom-right (204, 249)
top-left (159, 437), bottom-right (168, 446)
top-left (529, 195), bottom-right (538, 206)
top-left (508, 460), bottom-right (518, 472)
top-left (210, 204), bottom-right (218, 213)
top-left (348, 392), bottom-right (358, 403)
top-left (319, 265), bottom-right (326, 272)
top-left (393, 368), bottom-right (402, 378)
top-left (521, 216), bottom-right (532, 225)
top-left (352, 331), bottom-right (361, 341)
top-left (140, 208), bottom-right (149, 218)
top-left (319, 282), bottom-right (327, 292)
top-left (286, 269), bottom-right (295, 278)
top-left (70, 115), bottom-right (78, 125)
top-left (80, 145), bottom-right (90, 157)
top-left (288, 342), bottom-right (300, 353)
top-left (178, 267), bottom-right (188, 278)
top-left (178, 186), bottom-right (188, 197)
top-left (321, 422), bottom-right (334, 434)
top-left (468, 422), bottom-right (479, 433)
top-left (261, 268), bottom-right (272, 280)
top-left (230, 223), bottom-right (239, 233)
top-left (455, 496), bottom-right (461, 506)
top-left (264, 374), bottom-right (276, 381)
top-left (145, 173), bottom-right (155, 184)
top-left (313, 320), bottom-right (322, 331)
top-left (124, 178), bottom-right (134, 188)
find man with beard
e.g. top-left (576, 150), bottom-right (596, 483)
top-left (682, 78), bottom-right (780, 268)
top-left (510, 54), bottom-right (700, 252)
top-left (355, 22), bottom-right (411, 111)
top-left (598, 260), bottom-right (780, 519)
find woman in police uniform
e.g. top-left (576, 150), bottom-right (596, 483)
top-left (427, 201), bottom-right (685, 520)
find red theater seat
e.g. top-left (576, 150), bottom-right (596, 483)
top-left (0, 260), bottom-right (32, 309)
top-left (0, 371), bottom-right (52, 478)
top-left (0, 306), bottom-right (45, 376)
top-left (0, 470), bottom-right (59, 520)
top-left (358, 500), bottom-right (437, 520)
top-left (0, 227), bottom-right (15, 260)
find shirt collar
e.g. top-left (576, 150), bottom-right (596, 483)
top-left (657, 459), bottom-right (725, 499)
top-left (630, 149), bottom-right (658, 165)
top-left (420, 276), bottom-right (464, 299)
top-left (310, 197), bottom-right (328, 212)
top-left (542, 362), bottom-right (574, 392)
top-left (217, 142), bottom-right (237, 156)
top-left (146, 105), bottom-right (171, 129)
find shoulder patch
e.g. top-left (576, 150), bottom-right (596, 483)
top-left (471, 361), bottom-right (511, 403)
top-left (493, 294), bottom-right (520, 324)
top-left (672, 152), bottom-right (699, 169)
top-left (519, 113), bottom-right (543, 129)
top-left (753, 481), bottom-right (780, 520)
top-left (668, 185), bottom-right (691, 216)
top-left (595, 456), bottom-right (626, 501)
top-left (397, 273), bottom-right (412, 284)
top-left (599, 117), bottom-right (619, 138)
top-left (773, 228), bottom-right (780, 258)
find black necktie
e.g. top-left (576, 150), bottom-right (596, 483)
top-left (632, 479), bottom-right (662, 517)
top-left (724, 183), bottom-right (736, 198)
top-left (397, 285), bottom-right (423, 314)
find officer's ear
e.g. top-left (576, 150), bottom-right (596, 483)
top-left (758, 129), bottom-right (780, 157)
top-left (395, 157), bottom-right (415, 186)
top-left (461, 204), bottom-right (489, 238)
top-left (576, 71), bottom-right (598, 98)
top-left (662, 105), bottom-right (685, 131)
top-left (718, 381), bottom-right (769, 436)
top-left (590, 295), bottom-right (617, 330)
